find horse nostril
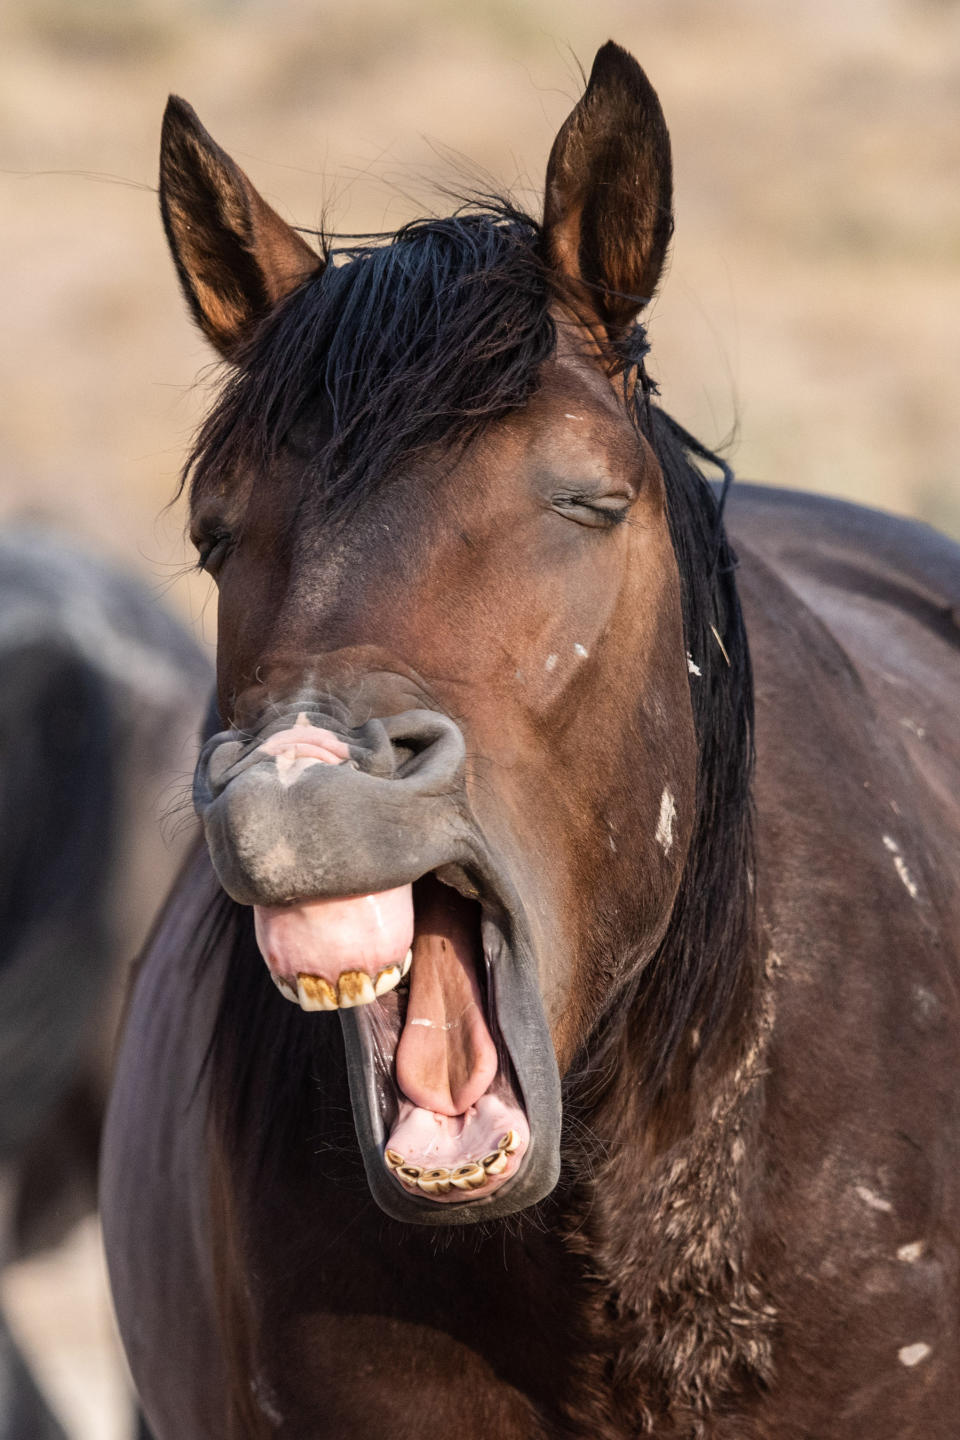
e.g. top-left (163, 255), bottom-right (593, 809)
top-left (380, 711), bottom-right (466, 788)
top-left (386, 740), bottom-right (417, 771)
top-left (193, 703), bottom-right (469, 908)
top-left (391, 733), bottom-right (439, 776)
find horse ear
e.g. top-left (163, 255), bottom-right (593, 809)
top-left (159, 96), bottom-right (322, 358)
top-left (542, 42), bottom-right (673, 337)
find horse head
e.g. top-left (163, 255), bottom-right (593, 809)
top-left (161, 44), bottom-right (733, 1224)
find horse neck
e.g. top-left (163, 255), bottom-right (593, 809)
top-left (556, 934), bottom-right (777, 1429)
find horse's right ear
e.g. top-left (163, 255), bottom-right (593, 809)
top-left (159, 97), bottom-right (322, 359)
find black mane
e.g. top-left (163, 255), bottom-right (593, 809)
top-left (621, 403), bottom-right (755, 1103)
top-left (196, 203), bottom-right (754, 1141)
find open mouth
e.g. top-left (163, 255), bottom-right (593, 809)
top-left (197, 708), bottom-right (562, 1223)
top-left (254, 871), bottom-right (530, 1206)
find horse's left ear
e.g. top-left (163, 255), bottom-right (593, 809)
top-left (159, 96), bottom-right (322, 359)
top-left (542, 42), bottom-right (673, 337)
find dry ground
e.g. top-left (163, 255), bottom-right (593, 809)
top-left (1, 1), bottom-right (957, 1435)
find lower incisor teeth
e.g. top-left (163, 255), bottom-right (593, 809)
top-left (418, 1168), bottom-right (452, 1195)
top-left (499, 1130), bottom-right (521, 1153)
top-left (390, 1153), bottom-right (506, 1190)
top-left (401, 947), bottom-right (413, 978)
top-left (450, 1164), bottom-right (487, 1190)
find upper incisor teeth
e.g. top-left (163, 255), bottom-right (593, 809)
top-left (337, 971), bottom-right (377, 1007)
top-left (374, 964), bottom-right (401, 996)
top-left (297, 974), bottom-right (338, 1011)
top-left (499, 1130), bottom-right (521, 1153)
top-left (401, 947), bottom-right (413, 977)
top-left (296, 961), bottom-right (409, 1011)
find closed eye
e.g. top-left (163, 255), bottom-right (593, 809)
top-left (194, 527), bottom-right (235, 576)
top-left (551, 493), bottom-right (633, 529)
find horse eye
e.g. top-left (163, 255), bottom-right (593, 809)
top-left (551, 494), bottom-right (632, 529)
top-left (195, 529), bottom-right (234, 576)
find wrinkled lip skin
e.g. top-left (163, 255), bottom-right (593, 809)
top-left (193, 704), bottom-right (563, 1225)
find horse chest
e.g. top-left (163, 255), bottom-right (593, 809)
top-left (235, 1187), bottom-right (584, 1436)
top-left (237, 1229), bottom-right (753, 1439)
top-left (238, 1144), bottom-right (776, 1438)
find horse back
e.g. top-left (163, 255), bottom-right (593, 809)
top-left (729, 486), bottom-right (960, 1432)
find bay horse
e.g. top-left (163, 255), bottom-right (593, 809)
top-left (102, 43), bottom-right (960, 1438)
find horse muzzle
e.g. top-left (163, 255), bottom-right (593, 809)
top-left (195, 702), bottom-right (470, 905)
top-left (193, 699), bottom-right (562, 1225)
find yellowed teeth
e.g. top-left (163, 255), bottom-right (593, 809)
top-left (272, 948), bottom-right (413, 1011)
top-left (388, 1132), bottom-right (521, 1194)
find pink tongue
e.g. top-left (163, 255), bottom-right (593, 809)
top-left (395, 877), bottom-right (498, 1116)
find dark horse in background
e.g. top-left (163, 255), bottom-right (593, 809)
top-left (0, 526), bottom-right (209, 1440)
top-left (102, 44), bottom-right (960, 1438)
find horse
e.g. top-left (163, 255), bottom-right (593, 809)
top-left (101, 42), bottom-right (960, 1438)
top-left (0, 524), bottom-right (210, 1440)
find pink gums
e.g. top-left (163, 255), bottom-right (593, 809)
top-left (254, 888), bottom-right (414, 981)
top-left (389, 1097), bottom-right (530, 1204)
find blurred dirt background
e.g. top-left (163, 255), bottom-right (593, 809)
top-left (1, 1), bottom-right (958, 1436)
